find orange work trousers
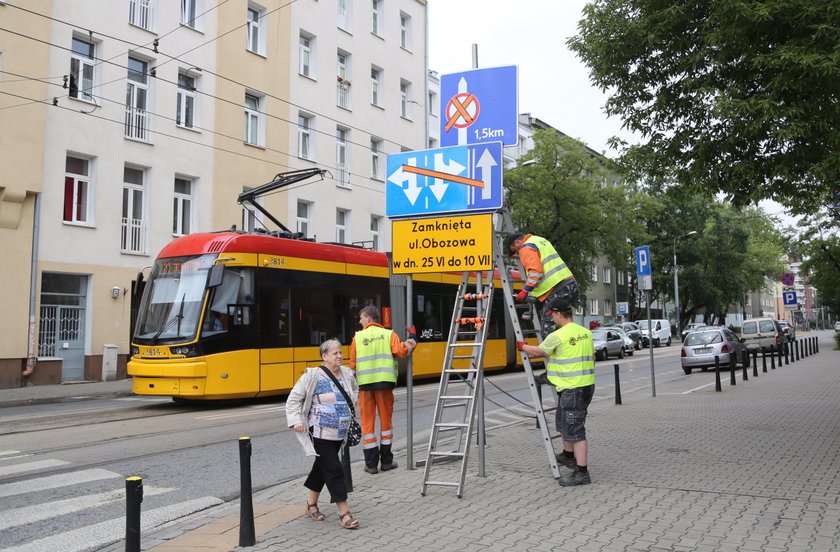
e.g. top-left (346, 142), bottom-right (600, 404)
top-left (359, 388), bottom-right (394, 450)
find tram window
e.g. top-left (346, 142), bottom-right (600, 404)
top-left (306, 290), bottom-right (346, 345)
top-left (347, 294), bottom-right (377, 333)
top-left (257, 285), bottom-right (291, 347)
top-left (207, 267), bottom-right (254, 330)
top-left (415, 294), bottom-right (444, 341)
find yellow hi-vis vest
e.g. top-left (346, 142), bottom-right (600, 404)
top-left (546, 322), bottom-right (595, 391)
top-left (354, 325), bottom-right (397, 386)
top-left (525, 235), bottom-right (573, 297)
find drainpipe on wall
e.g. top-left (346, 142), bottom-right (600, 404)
top-left (22, 193), bottom-right (40, 380)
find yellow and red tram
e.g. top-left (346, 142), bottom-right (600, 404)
top-left (128, 231), bottom-right (523, 400)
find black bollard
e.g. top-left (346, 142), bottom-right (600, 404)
top-left (752, 349), bottom-right (758, 378)
top-left (742, 353), bottom-right (748, 381)
top-left (729, 353), bottom-right (736, 386)
top-left (771, 346), bottom-right (776, 370)
top-left (790, 341), bottom-right (795, 364)
top-left (784, 343), bottom-right (790, 365)
top-left (125, 476), bottom-right (143, 552)
top-left (239, 437), bottom-right (256, 547)
top-left (816, 336), bottom-right (820, 353)
top-left (810, 336), bottom-right (815, 356)
top-left (777, 344), bottom-right (783, 367)
top-left (762, 347), bottom-right (767, 373)
top-left (614, 364), bottom-right (622, 405)
top-left (715, 356), bottom-right (722, 392)
top-left (342, 444), bottom-right (354, 493)
top-left (796, 339), bottom-right (801, 360)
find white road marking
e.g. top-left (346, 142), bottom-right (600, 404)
top-left (0, 468), bottom-right (121, 498)
top-left (0, 459), bottom-right (69, 477)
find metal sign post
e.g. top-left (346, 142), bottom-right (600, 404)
top-left (406, 275), bottom-right (414, 470)
top-left (635, 246), bottom-right (656, 397)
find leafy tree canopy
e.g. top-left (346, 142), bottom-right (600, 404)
top-left (568, 0), bottom-right (840, 214)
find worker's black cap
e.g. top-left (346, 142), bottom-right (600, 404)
top-left (506, 233), bottom-right (523, 254)
top-left (545, 296), bottom-right (572, 314)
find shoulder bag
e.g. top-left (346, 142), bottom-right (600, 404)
top-left (318, 365), bottom-right (361, 446)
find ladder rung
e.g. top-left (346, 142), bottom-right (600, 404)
top-left (436, 422), bottom-right (469, 428)
top-left (451, 355), bottom-right (476, 360)
top-left (444, 368), bottom-right (478, 373)
top-left (430, 451), bottom-right (465, 458)
top-left (441, 395), bottom-right (473, 400)
top-left (448, 343), bottom-right (481, 348)
top-left (424, 481), bottom-right (460, 488)
top-left (442, 401), bottom-right (468, 408)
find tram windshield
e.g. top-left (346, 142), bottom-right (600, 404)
top-left (134, 254), bottom-right (218, 343)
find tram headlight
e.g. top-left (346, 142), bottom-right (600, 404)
top-left (131, 347), bottom-right (140, 357)
top-left (171, 346), bottom-right (198, 357)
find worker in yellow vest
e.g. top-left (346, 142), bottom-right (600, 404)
top-left (507, 233), bottom-right (578, 338)
top-left (350, 305), bottom-right (416, 474)
top-left (517, 297), bottom-right (595, 486)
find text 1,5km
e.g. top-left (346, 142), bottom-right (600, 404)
top-left (473, 127), bottom-right (504, 140)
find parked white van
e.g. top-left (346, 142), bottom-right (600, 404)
top-left (638, 319), bottom-right (673, 347)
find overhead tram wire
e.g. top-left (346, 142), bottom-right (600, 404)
top-left (1, 1), bottom-right (419, 154)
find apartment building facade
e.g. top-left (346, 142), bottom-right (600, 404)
top-left (0, 0), bottom-right (427, 389)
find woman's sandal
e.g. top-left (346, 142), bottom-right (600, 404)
top-left (338, 512), bottom-right (359, 529)
top-left (305, 502), bottom-right (325, 521)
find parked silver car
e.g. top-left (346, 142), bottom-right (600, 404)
top-left (603, 325), bottom-right (639, 354)
top-left (680, 322), bottom-right (706, 342)
top-left (592, 328), bottom-right (626, 360)
top-left (777, 320), bottom-right (796, 342)
top-left (681, 327), bottom-right (749, 374)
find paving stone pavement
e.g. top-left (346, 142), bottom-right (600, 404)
top-left (19, 334), bottom-right (840, 552)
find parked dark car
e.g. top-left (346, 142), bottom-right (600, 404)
top-left (604, 322), bottom-right (642, 350)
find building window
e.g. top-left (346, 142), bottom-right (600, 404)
top-left (338, 0), bottom-right (351, 31)
top-left (603, 267), bottom-right (611, 284)
top-left (69, 37), bottom-right (95, 102)
top-left (370, 138), bottom-right (383, 180)
top-left (337, 51), bottom-right (350, 109)
top-left (336, 127), bottom-right (350, 187)
top-left (399, 12), bottom-right (410, 49)
top-left (63, 155), bottom-right (92, 225)
top-left (181, 0), bottom-right (200, 28)
top-left (575, 304), bottom-right (584, 316)
top-left (590, 265), bottom-right (598, 283)
top-left (129, 0), bottom-right (154, 31)
top-left (604, 300), bottom-right (612, 316)
top-left (246, 4), bottom-right (265, 55)
top-left (370, 215), bottom-right (381, 251)
top-left (121, 167), bottom-right (146, 254)
top-left (298, 114), bottom-right (312, 159)
top-left (370, 66), bottom-right (381, 106)
top-left (244, 93), bottom-right (263, 146)
top-left (125, 56), bottom-right (150, 141)
top-left (617, 271), bottom-right (625, 285)
top-left (336, 208), bottom-right (349, 243)
top-left (299, 33), bottom-right (312, 77)
top-left (400, 80), bottom-right (411, 119)
top-left (371, 0), bottom-right (381, 36)
top-left (173, 177), bottom-right (193, 236)
top-left (428, 89), bottom-right (437, 117)
top-left (589, 298), bottom-right (599, 315)
top-left (177, 71), bottom-right (197, 128)
top-left (297, 200), bottom-right (311, 238)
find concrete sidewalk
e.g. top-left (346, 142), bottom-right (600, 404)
top-left (87, 333), bottom-right (838, 552)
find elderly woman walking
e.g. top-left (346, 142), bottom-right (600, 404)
top-left (286, 338), bottom-right (360, 529)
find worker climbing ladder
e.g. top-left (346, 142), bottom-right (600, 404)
top-left (420, 208), bottom-right (562, 498)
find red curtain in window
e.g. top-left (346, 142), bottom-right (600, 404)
top-left (63, 177), bottom-right (75, 221)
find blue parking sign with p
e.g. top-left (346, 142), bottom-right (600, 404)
top-left (635, 246), bottom-right (651, 276)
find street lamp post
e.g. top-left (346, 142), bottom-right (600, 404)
top-left (673, 231), bottom-right (698, 339)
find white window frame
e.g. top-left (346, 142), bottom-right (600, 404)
top-left (370, 66), bottom-right (382, 106)
top-left (338, 0), bottom-right (352, 31)
top-left (336, 127), bottom-right (351, 187)
top-left (181, 0), bottom-right (201, 29)
top-left (129, 0), bottom-right (155, 31)
top-left (246, 3), bottom-right (266, 55)
top-left (125, 56), bottom-right (151, 141)
top-left (173, 176), bottom-right (193, 236)
top-left (121, 166), bottom-right (146, 254)
top-left (337, 51), bottom-right (350, 109)
top-left (604, 300), bottom-right (613, 316)
top-left (400, 79), bottom-right (411, 119)
top-left (63, 155), bottom-right (93, 226)
top-left (177, 70), bottom-right (197, 129)
top-left (399, 12), bottom-right (410, 49)
top-left (370, 215), bottom-right (381, 251)
top-left (298, 113), bottom-right (312, 159)
top-left (370, 138), bottom-right (383, 180)
top-left (299, 33), bottom-right (313, 77)
top-left (603, 267), bottom-right (611, 284)
top-left (589, 298), bottom-right (599, 315)
top-left (590, 265), bottom-right (598, 282)
top-left (244, 92), bottom-right (264, 146)
top-left (336, 208), bottom-right (350, 243)
top-left (241, 187), bottom-right (264, 232)
top-left (371, 0), bottom-right (382, 36)
top-left (575, 304), bottom-right (584, 315)
top-left (617, 271), bottom-right (625, 285)
top-left (296, 200), bottom-right (311, 238)
top-left (69, 37), bottom-right (96, 103)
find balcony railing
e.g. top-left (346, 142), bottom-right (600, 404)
top-left (337, 82), bottom-right (350, 109)
top-left (125, 106), bottom-right (151, 141)
top-left (121, 217), bottom-right (147, 254)
top-left (336, 165), bottom-right (351, 188)
top-left (129, 0), bottom-right (154, 30)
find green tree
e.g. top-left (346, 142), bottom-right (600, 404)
top-left (568, 1), bottom-right (840, 214)
top-left (504, 130), bottom-right (650, 299)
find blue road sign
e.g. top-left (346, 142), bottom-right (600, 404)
top-left (440, 65), bottom-right (518, 147)
top-left (386, 142), bottom-right (503, 218)
top-left (783, 290), bottom-right (798, 309)
top-left (635, 245), bottom-right (652, 291)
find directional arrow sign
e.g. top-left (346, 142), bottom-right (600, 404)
top-left (386, 142), bottom-right (503, 218)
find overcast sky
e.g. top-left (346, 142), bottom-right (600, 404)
top-left (427, 0), bottom-right (633, 156)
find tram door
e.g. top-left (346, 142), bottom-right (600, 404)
top-left (38, 273), bottom-right (87, 381)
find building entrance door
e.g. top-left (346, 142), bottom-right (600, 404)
top-left (38, 273), bottom-right (88, 381)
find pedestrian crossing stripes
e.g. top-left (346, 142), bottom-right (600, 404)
top-left (0, 454), bottom-right (223, 551)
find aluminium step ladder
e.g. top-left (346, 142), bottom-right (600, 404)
top-left (420, 269), bottom-right (494, 498)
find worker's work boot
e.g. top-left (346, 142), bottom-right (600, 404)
top-left (363, 447), bottom-right (379, 474)
top-left (558, 468), bottom-right (591, 486)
